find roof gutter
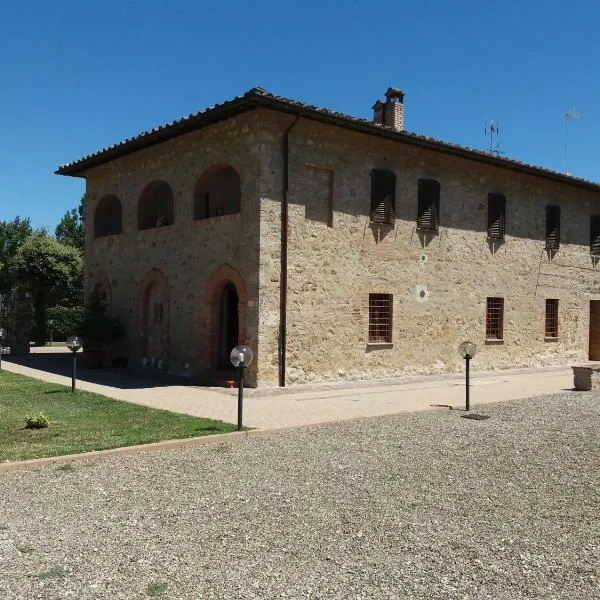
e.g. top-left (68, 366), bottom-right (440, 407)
top-left (279, 114), bottom-right (301, 387)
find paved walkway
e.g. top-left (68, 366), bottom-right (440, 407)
top-left (2, 349), bottom-right (573, 429)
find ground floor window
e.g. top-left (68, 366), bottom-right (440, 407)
top-left (545, 299), bottom-right (559, 338)
top-left (486, 297), bottom-right (504, 340)
top-left (368, 294), bottom-right (393, 344)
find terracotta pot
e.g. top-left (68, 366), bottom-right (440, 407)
top-left (82, 349), bottom-right (105, 369)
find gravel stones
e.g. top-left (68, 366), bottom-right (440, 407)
top-left (1, 391), bottom-right (600, 599)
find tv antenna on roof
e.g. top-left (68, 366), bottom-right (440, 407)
top-left (564, 107), bottom-right (582, 174)
top-left (485, 120), bottom-right (504, 155)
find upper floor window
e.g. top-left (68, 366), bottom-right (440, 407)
top-left (590, 215), bottom-right (600, 255)
top-left (487, 193), bottom-right (506, 240)
top-left (138, 181), bottom-right (174, 230)
top-left (370, 169), bottom-right (396, 225)
top-left (194, 165), bottom-right (241, 220)
top-left (94, 195), bottom-right (123, 238)
top-left (417, 179), bottom-right (440, 231)
top-left (545, 205), bottom-right (560, 250)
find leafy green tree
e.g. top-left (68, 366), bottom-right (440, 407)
top-left (12, 235), bottom-right (83, 345)
top-left (55, 194), bottom-right (86, 252)
top-left (0, 217), bottom-right (33, 294)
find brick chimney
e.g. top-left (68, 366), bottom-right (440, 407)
top-left (373, 87), bottom-right (405, 131)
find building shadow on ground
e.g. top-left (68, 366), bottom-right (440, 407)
top-left (4, 351), bottom-right (190, 391)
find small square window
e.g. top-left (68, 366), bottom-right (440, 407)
top-left (486, 297), bottom-right (504, 340)
top-left (545, 299), bottom-right (559, 338)
top-left (368, 294), bottom-right (392, 344)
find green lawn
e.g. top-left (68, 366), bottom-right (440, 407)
top-left (0, 371), bottom-right (236, 461)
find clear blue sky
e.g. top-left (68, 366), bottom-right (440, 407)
top-left (1, 0), bottom-right (597, 230)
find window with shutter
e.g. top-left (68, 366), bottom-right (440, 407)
top-left (486, 297), bottom-right (504, 340)
top-left (487, 193), bottom-right (506, 239)
top-left (370, 170), bottom-right (396, 224)
top-left (591, 216), bottom-right (600, 255)
top-left (545, 205), bottom-right (560, 250)
top-left (417, 179), bottom-right (440, 231)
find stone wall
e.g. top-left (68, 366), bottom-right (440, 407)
top-left (257, 110), bottom-right (600, 385)
top-left (83, 111), bottom-right (263, 384)
top-left (82, 104), bottom-right (600, 388)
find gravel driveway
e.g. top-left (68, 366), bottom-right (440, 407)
top-left (1, 391), bottom-right (600, 599)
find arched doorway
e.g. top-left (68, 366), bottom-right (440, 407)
top-left (138, 269), bottom-right (170, 363)
top-left (218, 283), bottom-right (239, 368)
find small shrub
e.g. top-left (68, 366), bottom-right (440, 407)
top-left (25, 413), bottom-right (50, 429)
top-left (146, 582), bottom-right (168, 597)
top-left (56, 463), bottom-right (75, 472)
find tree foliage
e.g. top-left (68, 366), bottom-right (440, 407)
top-left (0, 217), bottom-right (33, 294)
top-left (55, 194), bottom-right (86, 252)
top-left (12, 235), bottom-right (83, 344)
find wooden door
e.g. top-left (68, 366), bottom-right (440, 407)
top-left (589, 301), bottom-right (600, 360)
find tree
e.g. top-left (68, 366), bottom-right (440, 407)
top-left (55, 194), bottom-right (86, 252)
top-left (12, 234), bottom-right (83, 345)
top-left (0, 217), bottom-right (33, 294)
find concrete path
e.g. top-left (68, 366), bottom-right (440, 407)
top-left (2, 349), bottom-right (573, 429)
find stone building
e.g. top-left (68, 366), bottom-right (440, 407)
top-left (57, 87), bottom-right (600, 387)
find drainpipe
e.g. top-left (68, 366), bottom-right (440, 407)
top-left (279, 115), bottom-right (301, 387)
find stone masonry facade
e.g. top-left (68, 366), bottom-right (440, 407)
top-left (66, 89), bottom-right (600, 387)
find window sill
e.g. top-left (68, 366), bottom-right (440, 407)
top-left (369, 220), bottom-right (395, 228)
top-left (416, 227), bottom-right (439, 235)
top-left (544, 246), bottom-right (560, 252)
top-left (544, 336), bottom-right (559, 342)
top-left (485, 339), bottom-right (504, 345)
top-left (486, 236), bottom-right (505, 243)
top-left (366, 342), bottom-right (393, 349)
top-left (138, 224), bottom-right (174, 232)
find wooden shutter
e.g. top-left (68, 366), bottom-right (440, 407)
top-left (370, 170), bottom-right (395, 224)
top-left (545, 205), bottom-right (560, 250)
top-left (591, 216), bottom-right (600, 255)
top-left (487, 193), bottom-right (506, 239)
top-left (418, 179), bottom-right (440, 230)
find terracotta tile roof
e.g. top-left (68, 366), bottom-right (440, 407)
top-left (56, 87), bottom-right (600, 193)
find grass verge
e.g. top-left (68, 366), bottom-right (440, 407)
top-left (0, 371), bottom-right (236, 461)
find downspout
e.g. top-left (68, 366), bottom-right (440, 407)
top-left (279, 115), bottom-right (301, 387)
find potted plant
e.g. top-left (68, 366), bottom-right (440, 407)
top-left (79, 294), bottom-right (125, 368)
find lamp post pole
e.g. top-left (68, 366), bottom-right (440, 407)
top-left (72, 349), bottom-right (77, 392)
top-left (230, 345), bottom-right (253, 433)
top-left (465, 353), bottom-right (471, 412)
top-left (66, 335), bottom-right (82, 393)
top-left (238, 357), bottom-right (245, 432)
top-left (458, 341), bottom-right (476, 413)
top-left (0, 328), bottom-right (5, 370)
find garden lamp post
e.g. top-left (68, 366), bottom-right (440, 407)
top-left (230, 344), bottom-right (254, 432)
top-left (458, 341), bottom-right (477, 411)
top-left (0, 327), bottom-right (5, 370)
top-left (48, 319), bottom-right (54, 346)
top-left (66, 335), bottom-right (83, 393)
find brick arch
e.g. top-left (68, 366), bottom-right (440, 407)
top-left (90, 271), bottom-right (112, 313)
top-left (204, 264), bottom-right (247, 370)
top-left (138, 268), bottom-right (170, 361)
